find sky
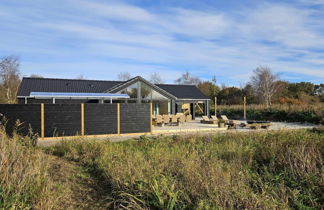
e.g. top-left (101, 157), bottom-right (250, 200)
top-left (0, 0), bottom-right (324, 86)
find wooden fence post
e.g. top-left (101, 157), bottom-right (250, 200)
top-left (117, 103), bottom-right (120, 135)
top-left (150, 103), bottom-right (153, 134)
top-left (81, 103), bottom-right (84, 136)
top-left (214, 97), bottom-right (217, 116)
top-left (41, 103), bottom-right (44, 139)
top-left (243, 96), bottom-right (246, 120)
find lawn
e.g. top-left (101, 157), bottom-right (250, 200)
top-left (1, 129), bottom-right (323, 209)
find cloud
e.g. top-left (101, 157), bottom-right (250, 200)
top-left (75, 0), bottom-right (156, 22)
top-left (0, 0), bottom-right (323, 85)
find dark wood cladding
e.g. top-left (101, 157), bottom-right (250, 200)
top-left (84, 104), bottom-right (117, 135)
top-left (120, 104), bottom-right (150, 133)
top-left (44, 104), bottom-right (81, 137)
top-left (0, 103), bottom-right (150, 138)
top-left (0, 104), bottom-right (41, 136)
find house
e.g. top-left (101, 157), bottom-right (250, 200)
top-left (17, 76), bottom-right (210, 118)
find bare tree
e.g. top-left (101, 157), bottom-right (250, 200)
top-left (30, 74), bottom-right (43, 78)
top-left (76, 74), bottom-right (85, 80)
top-left (0, 56), bottom-right (21, 104)
top-left (250, 66), bottom-right (281, 107)
top-left (149, 72), bottom-right (163, 84)
top-left (175, 71), bottom-right (201, 85)
top-left (117, 72), bottom-right (132, 81)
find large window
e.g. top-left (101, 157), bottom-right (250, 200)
top-left (118, 81), bottom-right (169, 101)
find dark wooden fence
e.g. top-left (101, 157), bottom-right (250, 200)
top-left (0, 103), bottom-right (151, 139)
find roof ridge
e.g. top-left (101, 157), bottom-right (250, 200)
top-left (22, 77), bottom-right (123, 83)
top-left (157, 83), bottom-right (197, 86)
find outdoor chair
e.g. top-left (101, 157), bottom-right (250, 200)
top-left (171, 115), bottom-right (179, 126)
top-left (156, 115), bottom-right (164, 127)
top-left (162, 115), bottom-right (171, 125)
top-left (200, 116), bottom-right (216, 124)
top-left (179, 115), bottom-right (186, 124)
top-left (185, 114), bottom-right (192, 122)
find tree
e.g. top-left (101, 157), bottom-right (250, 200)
top-left (149, 72), bottom-right (163, 84)
top-left (242, 84), bottom-right (256, 104)
top-left (217, 87), bottom-right (243, 105)
top-left (197, 76), bottom-right (220, 102)
top-left (175, 71), bottom-right (201, 85)
top-left (0, 56), bottom-right (21, 103)
top-left (118, 72), bottom-right (132, 81)
top-left (30, 74), bottom-right (43, 78)
top-left (250, 66), bottom-right (282, 107)
top-left (76, 74), bottom-right (85, 80)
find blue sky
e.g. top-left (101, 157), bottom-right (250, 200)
top-left (0, 0), bottom-right (324, 85)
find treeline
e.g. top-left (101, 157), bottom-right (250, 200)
top-left (196, 68), bottom-right (324, 106)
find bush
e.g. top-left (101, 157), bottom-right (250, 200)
top-left (217, 108), bottom-right (323, 124)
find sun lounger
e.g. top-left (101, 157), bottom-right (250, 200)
top-left (211, 116), bottom-right (219, 122)
top-left (220, 115), bottom-right (239, 128)
top-left (200, 116), bottom-right (217, 124)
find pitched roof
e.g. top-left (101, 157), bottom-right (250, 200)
top-left (157, 84), bottom-right (209, 99)
top-left (17, 77), bottom-right (209, 100)
top-left (17, 77), bottom-right (123, 96)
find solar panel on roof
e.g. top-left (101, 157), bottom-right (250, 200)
top-left (29, 92), bottom-right (130, 98)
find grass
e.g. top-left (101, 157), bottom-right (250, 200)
top-left (45, 130), bottom-right (324, 209)
top-left (0, 130), bottom-right (64, 209)
top-left (1, 127), bottom-right (323, 209)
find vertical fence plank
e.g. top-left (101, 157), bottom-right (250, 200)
top-left (81, 103), bottom-right (84, 136)
top-left (117, 103), bottom-right (120, 135)
top-left (41, 103), bottom-right (44, 139)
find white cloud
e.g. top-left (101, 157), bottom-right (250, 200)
top-left (0, 0), bottom-right (323, 84)
top-left (73, 0), bottom-right (156, 22)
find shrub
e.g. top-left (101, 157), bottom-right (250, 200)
top-left (217, 108), bottom-right (323, 124)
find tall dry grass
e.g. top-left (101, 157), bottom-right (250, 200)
top-left (0, 129), bottom-right (63, 209)
top-left (48, 130), bottom-right (324, 209)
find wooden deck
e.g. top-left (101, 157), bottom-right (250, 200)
top-left (153, 120), bottom-right (227, 134)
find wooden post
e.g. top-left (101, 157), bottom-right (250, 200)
top-left (243, 96), bottom-right (246, 120)
top-left (214, 97), bottom-right (217, 116)
top-left (81, 103), bottom-right (84, 136)
top-left (117, 103), bottom-right (120, 135)
top-left (150, 103), bottom-right (153, 134)
top-left (41, 103), bottom-right (44, 139)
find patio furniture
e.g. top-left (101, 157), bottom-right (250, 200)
top-left (185, 114), bottom-right (192, 122)
top-left (211, 115), bottom-right (219, 122)
top-left (200, 116), bottom-right (217, 124)
top-left (171, 115), bottom-right (179, 126)
top-left (162, 115), bottom-right (171, 125)
top-left (246, 120), bottom-right (271, 129)
top-left (220, 115), bottom-right (239, 128)
top-left (179, 115), bottom-right (186, 124)
top-left (156, 115), bottom-right (164, 127)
